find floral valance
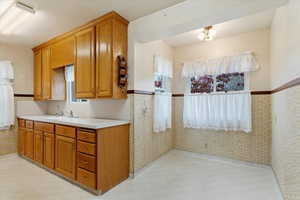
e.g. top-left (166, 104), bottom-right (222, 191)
top-left (154, 55), bottom-right (173, 78)
top-left (182, 52), bottom-right (259, 78)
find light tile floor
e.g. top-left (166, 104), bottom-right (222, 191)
top-left (0, 150), bottom-right (283, 200)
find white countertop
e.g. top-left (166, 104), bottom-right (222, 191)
top-left (18, 115), bottom-right (130, 129)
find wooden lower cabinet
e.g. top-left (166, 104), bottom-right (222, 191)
top-left (18, 128), bottom-right (25, 155)
top-left (34, 130), bottom-right (44, 164)
top-left (24, 129), bottom-right (34, 159)
top-left (18, 118), bottom-right (130, 194)
top-left (77, 168), bottom-right (96, 188)
top-left (43, 132), bottom-right (55, 169)
top-left (55, 135), bottom-right (76, 179)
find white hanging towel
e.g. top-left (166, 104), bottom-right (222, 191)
top-left (153, 92), bottom-right (172, 133)
top-left (0, 61), bottom-right (15, 129)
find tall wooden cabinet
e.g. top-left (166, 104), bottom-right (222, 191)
top-left (32, 11), bottom-right (128, 100)
top-left (75, 27), bottom-right (95, 98)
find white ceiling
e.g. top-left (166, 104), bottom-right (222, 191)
top-left (164, 9), bottom-right (276, 47)
top-left (0, 0), bottom-right (185, 47)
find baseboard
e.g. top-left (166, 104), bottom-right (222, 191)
top-left (270, 166), bottom-right (286, 200)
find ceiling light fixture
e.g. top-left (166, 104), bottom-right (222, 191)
top-left (0, 1), bottom-right (35, 35)
top-left (198, 26), bottom-right (216, 41)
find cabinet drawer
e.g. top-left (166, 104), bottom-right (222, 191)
top-left (18, 119), bottom-right (25, 128)
top-left (77, 168), bottom-right (96, 189)
top-left (26, 120), bottom-right (34, 129)
top-left (77, 152), bottom-right (96, 172)
top-left (77, 141), bottom-right (96, 155)
top-left (55, 125), bottom-right (76, 138)
top-left (34, 122), bottom-right (54, 133)
top-left (77, 130), bottom-right (96, 143)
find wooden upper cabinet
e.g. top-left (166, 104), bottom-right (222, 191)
top-left (50, 37), bottom-right (75, 69)
top-left (32, 12), bottom-right (128, 100)
top-left (34, 50), bottom-right (43, 100)
top-left (42, 47), bottom-right (51, 100)
top-left (96, 19), bottom-right (113, 98)
top-left (75, 27), bottom-right (96, 98)
top-left (112, 19), bottom-right (128, 99)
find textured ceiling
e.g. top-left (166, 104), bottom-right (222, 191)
top-left (0, 0), bottom-right (185, 47)
top-left (164, 9), bottom-right (275, 47)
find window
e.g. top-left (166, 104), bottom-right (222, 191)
top-left (154, 75), bottom-right (171, 93)
top-left (65, 65), bottom-right (87, 103)
top-left (216, 72), bottom-right (244, 92)
top-left (191, 75), bottom-right (214, 93)
top-left (190, 72), bottom-right (247, 94)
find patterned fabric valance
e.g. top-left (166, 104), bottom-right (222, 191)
top-left (182, 52), bottom-right (259, 78)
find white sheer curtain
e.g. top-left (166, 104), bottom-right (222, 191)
top-left (65, 65), bottom-right (74, 103)
top-left (0, 61), bottom-right (15, 130)
top-left (183, 92), bottom-right (252, 132)
top-left (153, 92), bottom-right (172, 133)
top-left (182, 52), bottom-right (258, 133)
top-left (153, 55), bottom-right (173, 133)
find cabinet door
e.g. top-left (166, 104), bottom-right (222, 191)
top-left (55, 135), bottom-right (76, 179)
top-left (44, 133), bottom-right (55, 169)
top-left (96, 19), bottom-right (113, 97)
top-left (42, 47), bottom-right (52, 100)
top-left (34, 50), bottom-right (43, 100)
top-left (24, 129), bottom-right (34, 159)
top-left (75, 27), bottom-right (95, 98)
top-left (50, 37), bottom-right (75, 69)
top-left (34, 130), bottom-right (44, 164)
top-left (18, 128), bottom-right (25, 155)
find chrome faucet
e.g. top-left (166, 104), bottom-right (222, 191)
top-left (70, 110), bottom-right (74, 118)
top-left (55, 105), bottom-right (64, 117)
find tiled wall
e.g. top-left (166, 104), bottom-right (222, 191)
top-left (0, 98), bottom-right (48, 156)
top-left (133, 94), bottom-right (174, 172)
top-left (174, 95), bottom-right (272, 165)
top-left (0, 128), bottom-right (17, 156)
top-left (272, 85), bottom-right (300, 200)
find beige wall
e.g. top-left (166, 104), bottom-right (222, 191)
top-left (0, 43), bottom-right (48, 156)
top-left (134, 40), bottom-right (174, 92)
top-left (271, 1), bottom-right (300, 200)
top-left (0, 43), bottom-right (33, 94)
top-left (133, 40), bottom-right (174, 172)
top-left (173, 28), bottom-right (271, 93)
top-left (172, 29), bottom-right (272, 165)
top-left (174, 95), bottom-right (271, 165)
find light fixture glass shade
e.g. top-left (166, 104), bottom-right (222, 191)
top-left (198, 26), bottom-right (216, 41)
top-left (197, 32), bottom-right (206, 40)
top-left (0, 2), bottom-right (35, 35)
